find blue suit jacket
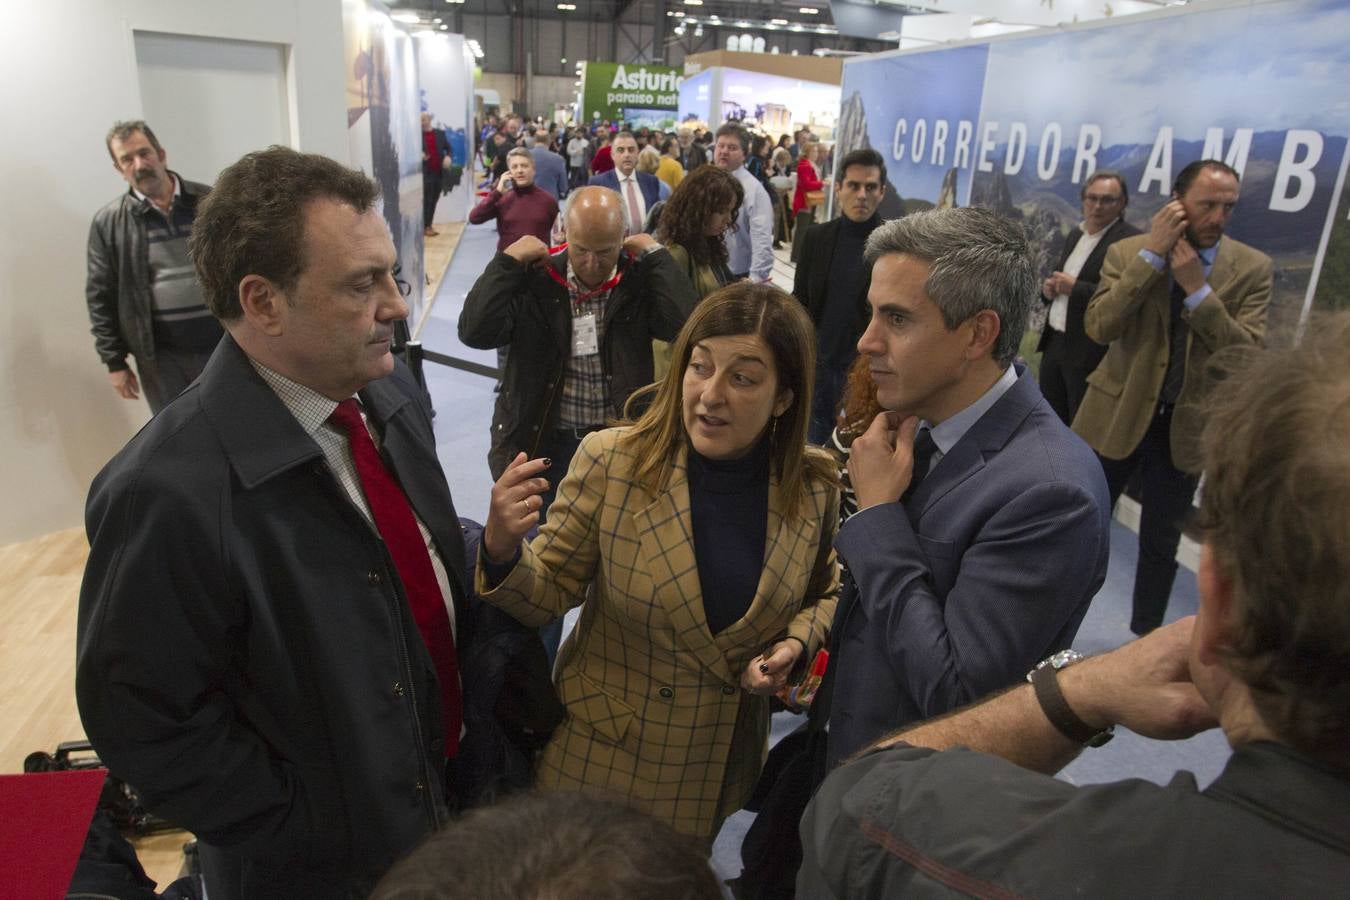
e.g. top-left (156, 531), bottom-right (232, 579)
top-left (826, 367), bottom-right (1110, 767)
top-left (588, 169), bottom-right (664, 208)
top-left (529, 146), bottom-right (568, 200)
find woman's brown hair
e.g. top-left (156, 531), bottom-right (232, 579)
top-left (655, 164), bottom-right (743, 268)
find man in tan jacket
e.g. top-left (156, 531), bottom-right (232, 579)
top-left (1073, 159), bottom-right (1272, 635)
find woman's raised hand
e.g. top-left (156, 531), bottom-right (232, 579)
top-left (482, 453), bottom-right (552, 564)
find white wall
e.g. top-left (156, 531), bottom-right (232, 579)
top-left (0, 0), bottom-right (349, 546)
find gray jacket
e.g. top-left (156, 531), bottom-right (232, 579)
top-left (85, 173), bottom-right (211, 370)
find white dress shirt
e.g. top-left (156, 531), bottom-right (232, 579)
top-left (725, 165), bottom-right (775, 282)
top-left (1048, 218), bottom-right (1117, 333)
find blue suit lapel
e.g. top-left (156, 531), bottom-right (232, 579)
top-left (909, 369), bottom-right (1040, 517)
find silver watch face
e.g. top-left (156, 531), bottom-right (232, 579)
top-left (1048, 649), bottom-right (1085, 670)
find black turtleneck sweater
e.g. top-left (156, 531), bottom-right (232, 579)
top-left (687, 439), bottom-right (771, 636)
top-left (820, 213), bottom-right (882, 369)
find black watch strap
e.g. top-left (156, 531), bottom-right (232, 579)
top-left (1031, 663), bottom-right (1114, 747)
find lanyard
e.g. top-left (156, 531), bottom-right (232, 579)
top-left (544, 243), bottom-right (628, 309)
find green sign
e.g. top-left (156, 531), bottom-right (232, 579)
top-left (582, 62), bottom-right (683, 125)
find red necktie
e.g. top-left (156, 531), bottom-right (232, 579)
top-left (329, 399), bottom-right (461, 756)
top-left (624, 176), bottom-right (643, 234)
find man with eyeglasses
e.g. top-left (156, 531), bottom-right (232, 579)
top-left (78, 147), bottom-right (472, 899)
top-left (1036, 171), bottom-right (1139, 425)
top-left (792, 147), bottom-right (890, 444)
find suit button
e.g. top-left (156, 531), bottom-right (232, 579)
top-left (368, 570), bottom-right (382, 586)
top-left (414, 780), bottom-right (426, 794)
top-left (658, 686), bottom-right (674, 699)
top-left (721, 685), bottom-right (736, 696)
top-left (393, 682), bottom-right (404, 697)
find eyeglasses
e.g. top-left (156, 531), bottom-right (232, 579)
top-left (1084, 193), bottom-right (1123, 206)
top-left (393, 276), bottom-right (412, 297)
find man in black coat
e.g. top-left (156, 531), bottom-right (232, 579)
top-left (459, 185), bottom-right (697, 493)
top-left (78, 148), bottom-right (469, 900)
top-left (1036, 171), bottom-right (1140, 424)
top-left (792, 148), bottom-right (889, 445)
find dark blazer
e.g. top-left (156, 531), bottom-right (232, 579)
top-left (791, 216), bottom-right (873, 355)
top-left (459, 247), bottom-right (697, 478)
top-left (588, 168), bottom-right (663, 208)
top-left (825, 368), bottom-right (1111, 766)
top-left (1036, 218), bottom-right (1140, 370)
top-left (77, 336), bottom-right (467, 900)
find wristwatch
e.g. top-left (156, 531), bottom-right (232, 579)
top-left (1026, 650), bottom-right (1114, 747)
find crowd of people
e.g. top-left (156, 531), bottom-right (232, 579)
top-left (73, 113), bottom-right (1346, 900)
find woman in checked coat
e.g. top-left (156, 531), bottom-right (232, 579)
top-left (477, 283), bottom-right (840, 841)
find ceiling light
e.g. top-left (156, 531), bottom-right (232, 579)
top-left (684, 0), bottom-right (703, 5)
top-left (557, 2), bottom-right (576, 9)
top-left (770, 18), bottom-right (788, 24)
top-left (673, 9), bottom-right (684, 14)
top-left (799, 6), bottom-right (820, 13)
top-left (439, 23), bottom-right (448, 29)
top-left (790, 23), bottom-right (802, 30)
top-left (433, 17), bottom-right (442, 23)
top-left (392, 12), bottom-right (421, 23)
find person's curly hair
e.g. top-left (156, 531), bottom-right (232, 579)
top-left (835, 353), bottom-right (884, 447)
top-left (655, 164), bottom-right (743, 268)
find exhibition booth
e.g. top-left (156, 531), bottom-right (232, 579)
top-left (677, 51), bottom-right (841, 145)
top-left (577, 61), bottom-right (683, 130)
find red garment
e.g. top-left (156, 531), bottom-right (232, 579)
top-left (423, 130), bottom-right (442, 174)
top-left (328, 399), bottom-right (462, 756)
top-left (793, 158), bottom-right (824, 215)
top-left (591, 144), bottom-right (615, 175)
top-left (468, 183), bottom-right (560, 253)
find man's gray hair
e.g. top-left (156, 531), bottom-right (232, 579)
top-left (864, 207), bottom-right (1036, 366)
top-left (505, 146), bottom-right (533, 163)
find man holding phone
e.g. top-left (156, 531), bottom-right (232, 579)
top-left (469, 147), bottom-right (559, 254)
top-left (1073, 160), bottom-right (1272, 636)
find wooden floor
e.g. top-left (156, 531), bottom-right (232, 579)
top-left (2, 524), bottom-right (193, 885)
top-left (417, 220), bottom-right (466, 340)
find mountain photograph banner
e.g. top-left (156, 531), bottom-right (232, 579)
top-left (836, 0), bottom-right (1350, 334)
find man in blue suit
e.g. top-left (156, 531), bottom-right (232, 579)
top-left (825, 207), bottom-right (1111, 767)
top-left (588, 131), bottom-right (668, 234)
top-left (524, 130), bottom-right (568, 201)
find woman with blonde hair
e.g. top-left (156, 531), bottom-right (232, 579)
top-left (477, 283), bottom-right (841, 842)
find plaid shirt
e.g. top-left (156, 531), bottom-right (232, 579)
top-left (556, 259), bottom-right (615, 429)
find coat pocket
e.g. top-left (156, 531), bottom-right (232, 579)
top-left (560, 668), bottom-right (636, 746)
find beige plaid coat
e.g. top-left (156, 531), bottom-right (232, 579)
top-left (478, 428), bottom-right (840, 840)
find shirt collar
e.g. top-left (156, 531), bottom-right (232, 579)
top-left (925, 364), bottom-right (1019, 456)
top-left (248, 357), bottom-right (348, 435)
top-left (133, 172), bottom-right (180, 209)
top-left (565, 260), bottom-right (618, 295)
top-left (1079, 215), bottom-right (1120, 237)
top-left (1197, 240), bottom-right (1220, 267)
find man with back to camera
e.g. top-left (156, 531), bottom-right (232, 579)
top-left (524, 129), bottom-right (568, 201)
top-left (801, 315), bottom-right (1350, 897)
top-left (824, 208), bottom-right (1111, 767)
top-left (86, 120), bottom-right (222, 413)
top-left (77, 147), bottom-right (469, 900)
top-left (1036, 170), bottom-right (1140, 424)
top-left (588, 130), bottom-right (669, 235)
top-left (1073, 160), bottom-right (1272, 636)
top-left (792, 147), bottom-right (889, 444)
top-left (714, 123), bottom-right (775, 283)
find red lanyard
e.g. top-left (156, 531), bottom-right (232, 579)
top-left (544, 243), bottom-right (628, 308)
